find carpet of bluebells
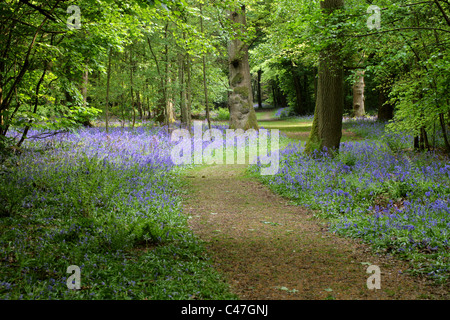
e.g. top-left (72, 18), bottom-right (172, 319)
top-left (251, 118), bottom-right (450, 282)
top-left (2, 117), bottom-right (450, 300)
top-left (0, 124), bottom-right (236, 300)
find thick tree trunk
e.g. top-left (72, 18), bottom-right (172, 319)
top-left (352, 69), bottom-right (365, 117)
top-left (306, 0), bottom-right (345, 153)
top-left (227, 5), bottom-right (258, 131)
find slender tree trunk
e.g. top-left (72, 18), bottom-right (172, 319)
top-left (227, 5), bottom-right (258, 131)
top-left (164, 24), bottom-right (170, 127)
top-left (130, 48), bottom-right (135, 129)
top-left (82, 65), bottom-right (88, 107)
top-left (439, 113), bottom-right (450, 153)
top-left (166, 66), bottom-right (175, 127)
top-left (200, 4), bottom-right (211, 130)
top-left (291, 64), bottom-right (304, 115)
top-left (17, 64), bottom-right (47, 147)
top-left (179, 53), bottom-right (189, 130)
top-left (421, 127), bottom-right (430, 151)
top-left (378, 88), bottom-right (394, 121)
top-left (105, 47), bottom-right (112, 133)
top-left (306, 0), bottom-right (345, 153)
top-left (136, 90), bottom-right (143, 121)
top-left (271, 82), bottom-right (277, 108)
top-left (353, 69), bottom-right (365, 117)
top-left (147, 36), bottom-right (166, 124)
top-left (257, 69), bottom-right (263, 109)
top-left (186, 54), bottom-right (193, 133)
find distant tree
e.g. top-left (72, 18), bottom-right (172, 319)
top-left (306, 0), bottom-right (345, 154)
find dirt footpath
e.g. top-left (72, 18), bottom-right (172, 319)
top-left (182, 164), bottom-right (449, 300)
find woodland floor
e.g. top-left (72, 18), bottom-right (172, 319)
top-left (182, 165), bottom-right (449, 300)
top-left (181, 119), bottom-right (449, 300)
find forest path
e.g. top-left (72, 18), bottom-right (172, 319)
top-left (182, 164), bottom-right (448, 300)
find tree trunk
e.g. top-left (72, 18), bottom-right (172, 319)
top-left (82, 65), bottom-right (88, 107)
top-left (136, 90), bottom-right (143, 121)
top-left (291, 65), bottom-right (304, 115)
top-left (179, 53), bottom-right (190, 130)
top-left (146, 36), bottom-right (166, 125)
top-left (164, 24), bottom-right (171, 127)
top-left (306, 0), bottom-right (345, 153)
top-left (200, 4), bottom-right (211, 130)
top-left (257, 69), bottom-right (263, 109)
top-left (227, 5), bottom-right (258, 131)
top-left (166, 62), bottom-right (175, 126)
top-left (377, 88), bottom-right (394, 121)
top-left (352, 69), bottom-right (365, 117)
top-left (439, 113), bottom-right (450, 153)
top-left (186, 54), bottom-right (193, 132)
top-left (17, 63), bottom-right (47, 147)
top-left (129, 48), bottom-right (136, 129)
top-left (105, 47), bottom-right (112, 133)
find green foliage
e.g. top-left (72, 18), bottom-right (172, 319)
top-left (212, 108), bottom-right (230, 121)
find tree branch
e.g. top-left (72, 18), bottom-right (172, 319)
top-left (350, 27), bottom-right (450, 38)
top-left (18, 0), bottom-right (57, 22)
top-left (434, 0), bottom-right (450, 27)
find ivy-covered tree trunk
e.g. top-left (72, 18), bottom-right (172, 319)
top-left (227, 5), bottom-right (258, 131)
top-left (306, 0), bottom-right (344, 153)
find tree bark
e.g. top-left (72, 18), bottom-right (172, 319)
top-left (186, 54), bottom-right (193, 132)
top-left (105, 47), bottom-right (112, 133)
top-left (227, 5), bottom-right (258, 131)
top-left (291, 64), bottom-right (305, 115)
top-left (146, 36), bottom-right (166, 124)
top-left (257, 69), bottom-right (263, 109)
top-left (306, 0), bottom-right (345, 153)
top-left (377, 88), bottom-right (394, 121)
top-left (439, 113), bottom-right (450, 153)
top-left (179, 53), bottom-right (190, 130)
top-left (200, 4), bottom-right (211, 130)
top-left (352, 69), bottom-right (365, 117)
top-left (82, 65), bottom-right (88, 107)
top-left (130, 47), bottom-right (136, 129)
top-left (17, 63), bottom-right (47, 147)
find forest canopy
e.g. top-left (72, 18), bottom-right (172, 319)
top-left (0, 0), bottom-right (449, 152)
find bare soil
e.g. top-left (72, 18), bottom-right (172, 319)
top-left (182, 164), bottom-right (449, 300)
